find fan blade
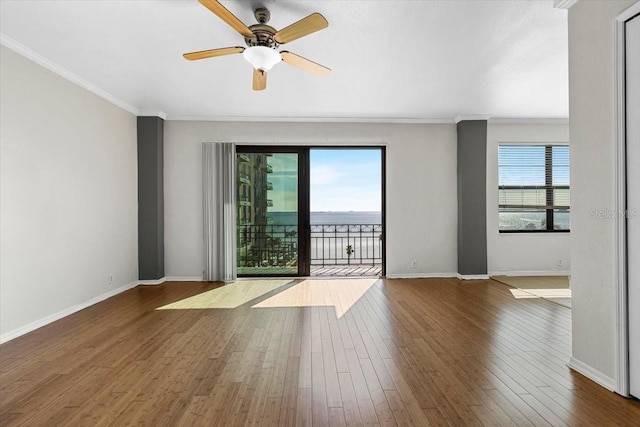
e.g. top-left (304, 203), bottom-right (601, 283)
top-left (198, 0), bottom-right (253, 38)
top-left (274, 12), bottom-right (328, 44)
top-left (253, 69), bottom-right (267, 91)
top-left (281, 51), bottom-right (331, 76)
top-left (183, 46), bottom-right (245, 61)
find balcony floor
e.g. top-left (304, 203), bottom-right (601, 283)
top-left (311, 263), bottom-right (382, 277)
top-left (238, 263), bottom-right (382, 277)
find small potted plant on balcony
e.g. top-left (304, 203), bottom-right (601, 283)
top-left (346, 244), bottom-right (354, 265)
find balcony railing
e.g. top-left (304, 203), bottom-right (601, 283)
top-left (237, 224), bottom-right (299, 268)
top-left (310, 224), bottom-right (383, 267)
top-left (237, 223), bottom-right (383, 270)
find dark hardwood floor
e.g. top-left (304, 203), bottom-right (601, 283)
top-left (1, 278), bottom-right (639, 426)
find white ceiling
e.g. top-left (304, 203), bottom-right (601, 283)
top-left (0, 0), bottom-right (569, 122)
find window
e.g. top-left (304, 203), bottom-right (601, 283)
top-left (498, 145), bottom-right (570, 232)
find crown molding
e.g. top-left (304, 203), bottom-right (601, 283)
top-left (138, 110), bottom-right (168, 120)
top-left (1, 33), bottom-right (139, 116)
top-left (167, 115), bottom-right (456, 124)
top-left (168, 115), bottom-right (570, 125)
top-left (488, 117), bottom-right (569, 125)
top-left (553, 0), bottom-right (580, 9)
top-left (454, 114), bottom-right (492, 123)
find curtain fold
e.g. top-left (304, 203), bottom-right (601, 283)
top-left (203, 142), bottom-right (236, 282)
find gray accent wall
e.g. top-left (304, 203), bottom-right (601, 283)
top-left (137, 116), bottom-right (164, 280)
top-left (457, 120), bottom-right (488, 275)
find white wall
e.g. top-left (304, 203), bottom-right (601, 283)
top-left (486, 123), bottom-right (571, 275)
top-left (0, 46), bottom-right (138, 341)
top-left (164, 121), bottom-right (459, 279)
top-left (568, 0), bottom-right (635, 388)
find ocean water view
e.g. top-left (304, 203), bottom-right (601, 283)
top-left (268, 211), bottom-right (382, 225)
top-left (311, 211), bottom-right (381, 225)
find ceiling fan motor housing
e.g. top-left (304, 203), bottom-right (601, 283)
top-left (245, 24), bottom-right (279, 49)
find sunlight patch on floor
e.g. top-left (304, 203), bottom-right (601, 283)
top-left (251, 278), bottom-right (377, 319)
top-left (509, 288), bottom-right (572, 299)
top-left (156, 280), bottom-right (293, 310)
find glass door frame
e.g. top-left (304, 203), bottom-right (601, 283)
top-left (236, 145), bottom-right (310, 277)
top-left (308, 146), bottom-right (386, 277)
top-left (236, 145), bottom-right (386, 278)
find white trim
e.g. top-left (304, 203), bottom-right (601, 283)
top-left (234, 141), bottom-right (388, 147)
top-left (616, 1), bottom-right (640, 22)
top-left (138, 110), bottom-right (168, 120)
top-left (614, 9), bottom-right (628, 397)
top-left (0, 33), bottom-right (138, 116)
top-left (553, 0), bottom-right (580, 10)
top-left (454, 114), bottom-right (492, 123)
top-left (168, 115), bottom-right (456, 124)
top-left (138, 277), bottom-right (166, 286)
top-left (457, 274), bottom-right (490, 280)
top-left (0, 281), bottom-right (138, 344)
top-left (385, 272), bottom-right (457, 279)
top-left (568, 357), bottom-right (616, 391)
top-left (613, 1), bottom-right (640, 397)
top-left (165, 276), bottom-right (205, 282)
top-left (497, 140), bottom-right (570, 147)
top-left (488, 117), bottom-right (569, 125)
top-left (160, 115), bottom-right (572, 125)
top-left (488, 270), bottom-right (571, 277)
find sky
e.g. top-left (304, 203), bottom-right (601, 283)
top-left (310, 149), bottom-right (381, 212)
top-left (266, 149), bottom-right (382, 212)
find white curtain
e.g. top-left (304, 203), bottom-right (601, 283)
top-left (203, 142), bottom-right (236, 282)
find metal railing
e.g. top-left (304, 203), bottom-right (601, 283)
top-left (237, 224), bottom-right (383, 268)
top-left (237, 224), bottom-right (299, 268)
top-left (310, 224), bottom-right (383, 267)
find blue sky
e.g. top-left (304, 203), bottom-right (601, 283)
top-left (310, 149), bottom-right (381, 212)
top-left (266, 149), bottom-right (382, 212)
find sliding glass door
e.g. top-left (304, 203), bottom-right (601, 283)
top-left (236, 147), bottom-right (309, 276)
top-left (236, 146), bottom-right (385, 278)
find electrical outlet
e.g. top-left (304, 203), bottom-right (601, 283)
top-left (557, 259), bottom-right (563, 267)
top-left (411, 260), bottom-right (417, 269)
top-left (109, 275), bottom-right (113, 284)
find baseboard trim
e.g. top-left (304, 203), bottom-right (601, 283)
top-left (386, 273), bottom-right (457, 279)
top-left (165, 276), bottom-right (204, 282)
top-left (488, 270), bottom-right (571, 277)
top-left (568, 357), bottom-right (616, 391)
top-left (138, 277), bottom-right (166, 286)
top-left (138, 276), bottom-right (205, 285)
top-left (457, 274), bottom-right (490, 280)
top-left (0, 280), bottom-right (138, 345)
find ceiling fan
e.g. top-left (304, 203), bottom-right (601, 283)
top-left (183, 0), bottom-right (331, 91)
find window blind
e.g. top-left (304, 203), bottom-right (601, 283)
top-left (498, 145), bottom-right (570, 231)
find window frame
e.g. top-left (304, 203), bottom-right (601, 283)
top-left (498, 144), bottom-right (570, 233)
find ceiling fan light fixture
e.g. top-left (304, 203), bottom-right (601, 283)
top-left (242, 46), bottom-right (281, 71)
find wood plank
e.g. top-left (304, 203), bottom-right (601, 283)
top-left (1, 278), bottom-right (640, 426)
